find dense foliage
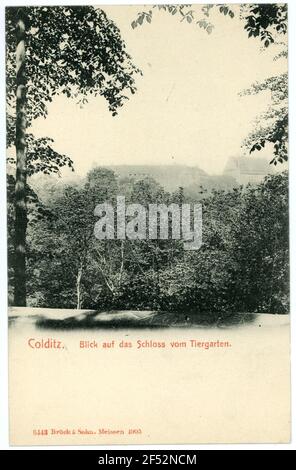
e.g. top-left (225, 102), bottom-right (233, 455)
top-left (7, 169), bottom-right (289, 314)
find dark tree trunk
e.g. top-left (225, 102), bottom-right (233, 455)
top-left (14, 12), bottom-right (27, 306)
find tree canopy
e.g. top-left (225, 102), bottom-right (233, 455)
top-left (6, 5), bottom-right (141, 175)
top-left (8, 170), bottom-right (288, 314)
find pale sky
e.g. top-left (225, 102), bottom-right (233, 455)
top-left (31, 4), bottom-right (287, 176)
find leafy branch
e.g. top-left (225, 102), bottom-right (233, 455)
top-left (131, 4), bottom-right (235, 34)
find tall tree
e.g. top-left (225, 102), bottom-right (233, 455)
top-left (6, 6), bottom-right (140, 305)
top-left (14, 11), bottom-right (27, 305)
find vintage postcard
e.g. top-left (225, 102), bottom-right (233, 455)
top-left (6, 3), bottom-right (290, 445)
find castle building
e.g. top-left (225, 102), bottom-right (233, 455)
top-left (223, 156), bottom-right (274, 185)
